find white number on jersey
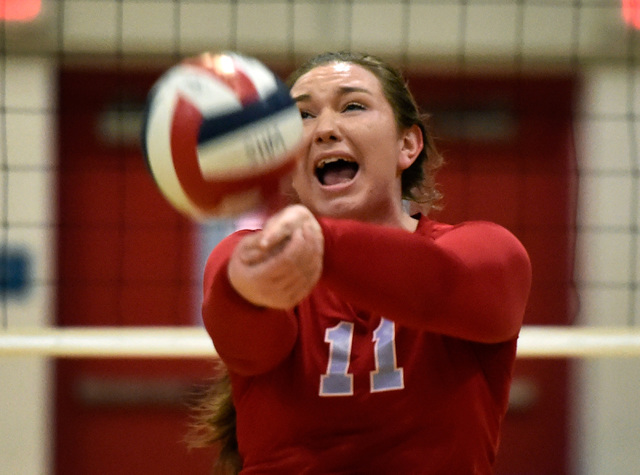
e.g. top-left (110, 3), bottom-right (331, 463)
top-left (320, 318), bottom-right (404, 397)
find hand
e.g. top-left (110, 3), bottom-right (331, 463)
top-left (228, 205), bottom-right (324, 309)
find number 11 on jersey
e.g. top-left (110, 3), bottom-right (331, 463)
top-left (320, 318), bottom-right (404, 396)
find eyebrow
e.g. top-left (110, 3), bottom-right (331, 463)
top-left (293, 86), bottom-right (372, 103)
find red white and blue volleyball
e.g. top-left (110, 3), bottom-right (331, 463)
top-left (141, 52), bottom-right (303, 220)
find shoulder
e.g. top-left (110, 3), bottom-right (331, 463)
top-left (417, 215), bottom-right (517, 240)
top-left (417, 216), bottom-right (530, 263)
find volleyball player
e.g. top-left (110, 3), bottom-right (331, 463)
top-left (194, 51), bottom-right (532, 474)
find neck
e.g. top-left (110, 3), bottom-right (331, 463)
top-left (355, 203), bottom-right (418, 231)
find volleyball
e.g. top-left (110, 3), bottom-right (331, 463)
top-left (141, 52), bottom-right (303, 219)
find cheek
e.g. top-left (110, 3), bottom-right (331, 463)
top-left (290, 161), bottom-right (308, 195)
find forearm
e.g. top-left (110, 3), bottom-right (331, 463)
top-left (201, 232), bottom-right (298, 375)
top-left (319, 218), bottom-right (532, 343)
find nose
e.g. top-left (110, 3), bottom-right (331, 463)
top-left (312, 109), bottom-right (341, 144)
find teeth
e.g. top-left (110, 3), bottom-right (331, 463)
top-left (317, 157), bottom-right (354, 169)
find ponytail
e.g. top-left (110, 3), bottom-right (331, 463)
top-left (187, 362), bottom-right (242, 474)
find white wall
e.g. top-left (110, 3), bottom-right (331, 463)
top-left (1, 55), bottom-right (56, 475)
top-left (1, 1), bottom-right (638, 474)
top-left (573, 65), bottom-right (640, 475)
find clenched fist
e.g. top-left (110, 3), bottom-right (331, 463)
top-left (228, 205), bottom-right (324, 309)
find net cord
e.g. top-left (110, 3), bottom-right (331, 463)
top-left (1, 326), bottom-right (640, 359)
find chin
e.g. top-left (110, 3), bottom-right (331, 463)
top-left (315, 200), bottom-right (367, 221)
top-left (296, 186), bottom-right (368, 220)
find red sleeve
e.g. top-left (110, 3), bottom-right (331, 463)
top-left (318, 217), bottom-right (532, 343)
top-left (201, 231), bottom-right (298, 376)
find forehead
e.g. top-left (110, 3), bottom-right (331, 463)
top-left (290, 62), bottom-right (384, 98)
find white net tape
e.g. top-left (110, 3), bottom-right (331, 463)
top-left (1, 326), bottom-right (640, 359)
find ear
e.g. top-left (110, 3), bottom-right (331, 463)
top-left (397, 124), bottom-right (424, 171)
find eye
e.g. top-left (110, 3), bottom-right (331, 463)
top-left (299, 109), bottom-right (314, 120)
top-left (343, 102), bottom-right (365, 112)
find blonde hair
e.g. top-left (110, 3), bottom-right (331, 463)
top-left (187, 364), bottom-right (241, 474)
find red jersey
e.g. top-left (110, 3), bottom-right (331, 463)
top-left (202, 215), bottom-right (532, 474)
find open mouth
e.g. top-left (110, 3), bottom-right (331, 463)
top-left (315, 157), bottom-right (359, 186)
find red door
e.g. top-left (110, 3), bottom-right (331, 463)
top-left (56, 67), bottom-right (576, 474)
top-left (55, 67), bottom-right (217, 474)
top-left (411, 75), bottom-right (577, 474)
